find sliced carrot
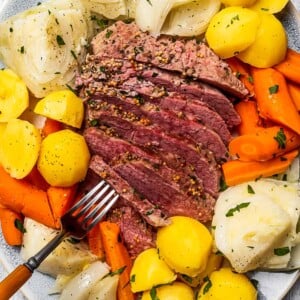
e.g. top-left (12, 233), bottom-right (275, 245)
top-left (287, 81), bottom-right (300, 111)
top-left (47, 185), bottom-right (77, 228)
top-left (222, 150), bottom-right (298, 186)
top-left (87, 225), bottom-right (105, 259)
top-left (42, 118), bottom-right (63, 137)
top-left (25, 166), bottom-right (49, 191)
top-left (274, 48), bottom-right (300, 84)
top-left (99, 221), bottom-right (135, 300)
top-left (226, 57), bottom-right (254, 95)
top-left (251, 67), bottom-right (300, 134)
top-left (234, 100), bottom-right (261, 135)
top-left (229, 125), bottom-right (300, 161)
top-left (0, 206), bottom-right (23, 246)
top-left (0, 165), bottom-right (55, 228)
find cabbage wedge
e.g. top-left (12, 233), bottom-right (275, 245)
top-left (135, 0), bottom-right (220, 37)
top-left (0, 0), bottom-right (92, 98)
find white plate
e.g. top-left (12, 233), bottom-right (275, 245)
top-left (0, 0), bottom-right (299, 299)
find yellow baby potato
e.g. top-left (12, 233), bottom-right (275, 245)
top-left (249, 0), bottom-right (289, 14)
top-left (34, 90), bottom-right (84, 128)
top-left (221, 0), bottom-right (257, 6)
top-left (130, 248), bottom-right (176, 293)
top-left (0, 69), bottom-right (29, 122)
top-left (37, 129), bottom-right (90, 187)
top-left (205, 6), bottom-right (260, 58)
top-left (0, 119), bottom-right (41, 179)
top-left (156, 216), bottom-right (212, 277)
top-left (179, 252), bottom-right (223, 287)
top-left (141, 282), bottom-right (194, 300)
top-left (237, 13), bottom-right (287, 67)
top-left (197, 268), bottom-right (257, 300)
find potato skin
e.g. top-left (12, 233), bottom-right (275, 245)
top-left (156, 216), bottom-right (212, 277)
top-left (221, 0), bottom-right (256, 6)
top-left (205, 7), bottom-right (260, 59)
top-left (0, 69), bottom-right (29, 122)
top-left (34, 90), bottom-right (84, 128)
top-left (0, 119), bottom-right (41, 179)
top-left (237, 13), bottom-right (287, 67)
top-left (37, 129), bottom-right (90, 187)
top-left (197, 268), bottom-right (257, 300)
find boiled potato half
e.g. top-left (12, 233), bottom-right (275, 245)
top-left (37, 129), bottom-right (90, 187)
top-left (142, 282), bottom-right (194, 300)
top-left (0, 69), bottom-right (29, 122)
top-left (205, 6), bottom-right (260, 58)
top-left (249, 0), bottom-right (289, 14)
top-left (156, 216), bottom-right (212, 277)
top-left (237, 13), bottom-right (287, 67)
top-left (0, 119), bottom-right (41, 179)
top-left (130, 248), bottom-right (176, 293)
top-left (197, 268), bottom-right (257, 300)
top-left (34, 90), bottom-right (84, 128)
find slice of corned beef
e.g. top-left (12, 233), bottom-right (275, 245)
top-left (108, 206), bottom-right (156, 259)
top-left (77, 56), bottom-right (240, 129)
top-left (84, 128), bottom-right (216, 223)
top-left (89, 155), bottom-right (169, 227)
top-left (87, 93), bottom-right (228, 161)
top-left (91, 21), bottom-right (248, 98)
top-left (114, 161), bottom-right (216, 224)
top-left (86, 109), bottom-right (221, 197)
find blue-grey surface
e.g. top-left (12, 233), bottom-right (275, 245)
top-left (0, 0), bottom-right (299, 299)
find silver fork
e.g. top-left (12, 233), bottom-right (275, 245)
top-left (0, 180), bottom-right (119, 300)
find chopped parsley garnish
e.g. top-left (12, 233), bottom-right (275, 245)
top-left (269, 84), bottom-right (279, 94)
top-left (130, 274), bottom-right (136, 283)
top-left (9, 27), bottom-right (13, 33)
top-left (219, 178), bottom-right (228, 192)
top-left (19, 46), bottom-right (25, 54)
top-left (226, 202), bottom-right (250, 217)
top-left (182, 274), bottom-right (193, 284)
top-left (146, 0), bottom-right (153, 6)
top-left (90, 119), bottom-right (99, 127)
top-left (247, 184), bottom-right (255, 194)
top-left (150, 287), bottom-right (159, 300)
top-left (105, 29), bottom-right (113, 39)
top-left (70, 50), bottom-right (77, 59)
top-left (14, 219), bottom-right (26, 233)
top-left (274, 128), bottom-right (286, 149)
top-left (248, 75), bottom-right (254, 84)
top-left (103, 266), bottom-right (126, 279)
top-left (274, 247), bottom-right (290, 256)
top-left (91, 16), bottom-right (109, 30)
top-left (56, 35), bottom-right (65, 46)
top-left (203, 276), bottom-right (212, 294)
top-left (261, 8), bottom-right (269, 11)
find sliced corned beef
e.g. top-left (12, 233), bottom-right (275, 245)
top-left (87, 93), bottom-right (228, 161)
top-left (108, 206), bottom-right (156, 259)
top-left (91, 21), bottom-right (248, 98)
top-left (89, 155), bottom-right (169, 227)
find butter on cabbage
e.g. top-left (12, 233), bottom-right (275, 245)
top-left (212, 179), bottom-right (300, 273)
top-left (0, 0), bottom-right (92, 98)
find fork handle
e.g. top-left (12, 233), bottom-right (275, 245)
top-left (0, 264), bottom-right (32, 300)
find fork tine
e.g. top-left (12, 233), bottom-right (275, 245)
top-left (75, 183), bottom-right (111, 218)
top-left (85, 194), bottom-right (119, 232)
top-left (68, 180), bottom-right (106, 214)
top-left (83, 189), bottom-right (116, 221)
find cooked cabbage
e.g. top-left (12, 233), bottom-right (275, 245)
top-left (82, 0), bottom-right (127, 19)
top-left (0, 0), bottom-right (92, 98)
top-left (162, 0), bottom-right (221, 37)
top-left (135, 0), bottom-right (220, 37)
